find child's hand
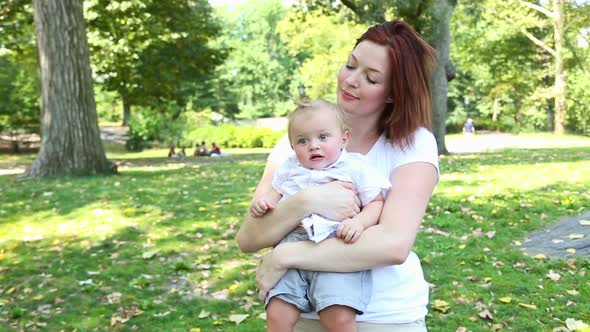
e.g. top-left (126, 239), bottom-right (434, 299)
top-left (336, 218), bottom-right (364, 243)
top-left (249, 198), bottom-right (274, 218)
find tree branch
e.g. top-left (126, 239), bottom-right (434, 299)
top-left (521, 28), bottom-right (556, 57)
top-left (340, 0), bottom-right (361, 18)
top-left (519, 0), bottom-right (557, 19)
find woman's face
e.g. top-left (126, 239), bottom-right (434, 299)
top-left (337, 40), bottom-right (392, 118)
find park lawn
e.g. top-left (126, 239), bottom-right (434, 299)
top-left (0, 145), bottom-right (589, 331)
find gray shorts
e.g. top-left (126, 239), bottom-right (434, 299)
top-left (265, 230), bottom-right (372, 314)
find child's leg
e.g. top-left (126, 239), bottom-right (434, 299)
top-left (319, 305), bottom-right (357, 332)
top-left (266, 297), bottom-right (301, 332)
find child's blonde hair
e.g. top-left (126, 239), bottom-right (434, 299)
top-left (287, 99), bottom-right (350, 142)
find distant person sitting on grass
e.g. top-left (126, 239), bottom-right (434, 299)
top-left (463, 118), bottom-right (476, 135)
top-left (195, 141), bottom-right (209, 156)
top-left (167, 145), bottom-right (176, 158)
top-left (209, 143), bottom-right (221, 157)
top-left (175, 148), bottom-right (186, 158)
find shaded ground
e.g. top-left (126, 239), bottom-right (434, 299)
top-left (521, 211), bottom-right (590, 259)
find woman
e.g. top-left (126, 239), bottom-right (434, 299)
top-left (237, 19), bottom-right (439, 331)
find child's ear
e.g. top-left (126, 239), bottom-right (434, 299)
top-left (342, 130), bottom-right (351, 148)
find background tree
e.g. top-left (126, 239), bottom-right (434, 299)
top-left (448, 0), bottom-right (546, 132)
top-left (86, 0), bottom-right (225, 125)
top-left (24, 0), bottom-right (113, 178)
top-left (277, 10), bottom-right (365, 100)
top-left (213, 0), bottom-right (298, 120)
top-left (449, 0), bottom-right (589, 134)
top-left (0, 0), bottom-right (40, 150)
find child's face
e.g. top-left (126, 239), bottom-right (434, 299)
top-left (290, 109), bottom-right (349, 169)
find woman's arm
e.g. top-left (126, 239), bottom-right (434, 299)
top-left (236, 161), bottom-right (362, 253)
top-left (256, 162), bottom-right (438, 296)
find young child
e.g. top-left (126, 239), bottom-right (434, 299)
top-left (249, 99), bottom-right (391, 332)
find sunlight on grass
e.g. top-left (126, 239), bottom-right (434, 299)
top-left (0, 204), bottom-right (142, 245)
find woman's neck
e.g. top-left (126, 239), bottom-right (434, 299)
top-left (345, 120), bottom-right (381, 155)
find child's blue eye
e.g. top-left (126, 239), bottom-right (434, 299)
top-left (319, 134), bottom-right (328, 141)
top-left (298, 138), bottom-right (308, 145)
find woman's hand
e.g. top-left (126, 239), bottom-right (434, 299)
top-left (256, 248), bottom-right (288, 301)
top-left (304, 181), bottom-right (361, 221)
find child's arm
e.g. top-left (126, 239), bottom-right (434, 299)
top-left (336, 194), bottom-right (384, 243)
top-left (249, 188), bottom-right (283, 218)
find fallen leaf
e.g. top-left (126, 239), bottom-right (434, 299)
top-left (499, 297), bottom-right (512, 303)
top-left (198, 310), bottom-right (210, 319)
top-left (257, 312), bottom-right (267, 320)
top-left (567, 248), bottom-right (577, 254)
top-left (566, 289), bottom-right (579, 296)
top-left (565, 318), bottom-right (589, 331)
top-left (546, 270), bottom-right (561, 281)
top-left (578, 220), bottom-right (590, 226)
top-left (142, 250), bottom-right (158, 259)
top-left (518, 303), bottom-right (537, 309)
top-left (432, 299), bottom-right (450, 313)
top-left (106, 292), bottom-right (122, 304)
top-left (533, 254), bottom-right (547, 260)
top-left (479, 309), bottom-right (494, 320)
top-left (228, 314), bottom-right (248, 325)
top-left (190, 328), bottom-right (201, 332)
top-left (553, 327), bottom-right (569, 332)
top-left (568, 234), bottom-right (585, 240)
top-left (492, 323), bottom-right (506, 330)
top-left (78, 279), bottom-right (93, 286)
top-left (456, 327), bottom-right (467, 332)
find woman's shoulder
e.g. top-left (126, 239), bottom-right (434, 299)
top-left (379, 127), bottom-right (436, 154)
top-left (372, 127), bottom-right (438, 172)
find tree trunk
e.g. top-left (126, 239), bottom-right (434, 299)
top-left (492, 96), bottom-right (500, 122)
top-left (553, 0), bottom-right (566, 134)
top-left (23, 0), bottom-right (114, 178)
top-left (122, 92), bottom-right (131, 126)
top-left (430, 0), bottom-right (454, 155)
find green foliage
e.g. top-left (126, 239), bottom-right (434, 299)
top-left (95, 87), bottom-right (122, 123)
top-left (449, 0), bottom-right (547, 132)
top-left (277, 10), bottom-right (365, 100)
top-left (0, 1), bottom-right (39, 134)
top-left (86, 0), bottom-right (226, 116)
top-left (186, 124), bottom-right (284, 149)
top-left (0, 57), bottom-right (39, 133)
top-left (566, 69), bottom-right (590, 135)
top-left (126, 108), bottom-right (284, 151)
top-left (212, 0), bottom-right (298, 120)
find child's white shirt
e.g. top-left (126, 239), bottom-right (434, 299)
top-left (272, 149), bottom-right (391, 242)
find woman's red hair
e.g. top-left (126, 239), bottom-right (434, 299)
top-left (356, 20), bottom-right (437, 149)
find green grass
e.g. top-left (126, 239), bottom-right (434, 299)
top-left (1, 139), bottom-right (590, 331)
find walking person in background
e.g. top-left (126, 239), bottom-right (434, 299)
top-left (463, 118), bottom-right (476, 135)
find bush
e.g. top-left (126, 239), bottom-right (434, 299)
top-left (186, 123), bottom-right (284, 149)
top-left (472, 118), bottom-right (515, 132)
top-left (566, 70), bottom-right (590, 136)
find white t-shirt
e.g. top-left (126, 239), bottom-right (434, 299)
top-left (272, 150), bottom-right (391, 242)
top-left (267, 127), bottom-right (439, 323)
